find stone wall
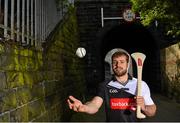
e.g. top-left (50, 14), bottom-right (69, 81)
top-left (160, 42), bottom-right (180, 102)
top-left (0, 6), bottom-right (86, 122)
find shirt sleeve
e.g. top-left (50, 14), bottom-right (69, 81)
top-left (95, 82), bottom-right (105, 100)
top-left (142, 82), bottom-right (154, 105)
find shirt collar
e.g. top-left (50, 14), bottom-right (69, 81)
top-left (111, 73), bottom-right (133, 86)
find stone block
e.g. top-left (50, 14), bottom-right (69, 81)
top-left (10, 105), bottom-right (28, 122)
top-left (0, 72), bottom-right (7, 90)
top-left (0, 90), bottom-right (17, 112)
top-left (23, 72), bottom-right (34, 87)
top-left (31, 84), bottom-right (45, 99)
top-left (28, 100), bottom-right (46, 121)
top-left (6, 72), bottom-right (24, 88)
top-left (16, 87), bottom-right (32, 105)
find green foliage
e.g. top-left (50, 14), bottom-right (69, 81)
top-left (6, 72), bottom-right (24, 88)
top-left (131, 0), bottom-right (180, 37)
top-left (23, 72), bottom-right (34, 87)
top-left (0, 113), bottom-right (9, 122)
top-left (55, 0), bottom-right (70, 11)
top-left (0, 43), bottom-right (5, 54)
top-left (16, 88), bottom-right (32, 105)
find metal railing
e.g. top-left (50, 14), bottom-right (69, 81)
top-left (0, 0), bottom-right (73, 47)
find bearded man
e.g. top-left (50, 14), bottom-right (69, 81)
top-left (67, 50), bottom-right (156, 122)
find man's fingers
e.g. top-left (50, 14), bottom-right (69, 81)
top-left (135, 96), bottom-right (144, 105)
top-left (135, 96), bottom-right (143, 99)
top-left (67, 95), bottom-right (85, 112)
top-left (135, 96), bottom-right (145, 110)
top-left (72, 104), bottom-right (83, 112)
top-left (67, 99), bottom-right (73, 109)
top-left (135, 96), bottom-right (144, 101)
top-left (69, 95), bottom-right (78, 102)
top-left (73, 106), bottom-right (78, 112)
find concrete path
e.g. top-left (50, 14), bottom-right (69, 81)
top-left (143, 93), bottom-right (180, 122)
top-left (70, 93), bottom-right (180, 122)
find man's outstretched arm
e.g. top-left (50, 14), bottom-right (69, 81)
top-left (67, 95), bottom-right (103, 114)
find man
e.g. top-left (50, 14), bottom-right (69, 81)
top-left (67, 50), bottom-right (156, 122)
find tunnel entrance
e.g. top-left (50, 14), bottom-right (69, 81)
top-left (100, 22), bottom-right (161, 93)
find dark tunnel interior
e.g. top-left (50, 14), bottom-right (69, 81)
top-left (100, 22), bottom-right (161, 92)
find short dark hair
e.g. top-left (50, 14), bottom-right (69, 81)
top-left (112, 51), bottom-right (129, 63)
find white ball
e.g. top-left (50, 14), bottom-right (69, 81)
top-left (76, 47), bottom-right (86, 58)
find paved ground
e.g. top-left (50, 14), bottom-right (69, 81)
top-left (143, 93), bottom-right (180, 122)
top-left (70, 93), bottom-right (180, 122)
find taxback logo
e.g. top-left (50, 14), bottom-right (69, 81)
top-left (110, 98), bottom-right (136, 111)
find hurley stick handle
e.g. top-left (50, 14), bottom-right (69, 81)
top-left (131, 52), bottom-right (146, 119)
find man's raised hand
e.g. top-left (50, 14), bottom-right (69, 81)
top-left (67, 95), bottom-right (87, 112)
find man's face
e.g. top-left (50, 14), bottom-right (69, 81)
top-left (112, 55), bottom-right (128, 77)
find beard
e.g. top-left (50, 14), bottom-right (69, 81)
top-left (113, 68), bottom-right (127, 77)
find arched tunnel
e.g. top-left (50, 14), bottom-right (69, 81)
top-left (99, 22), bottom-right (161, 93)
top-left (0, 0), bottom-right (179, 122)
